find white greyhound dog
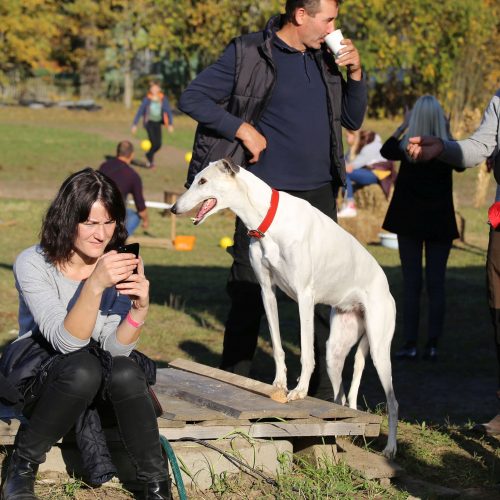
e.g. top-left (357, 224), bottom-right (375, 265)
top-left (171, 158), bottom-right (398, 458)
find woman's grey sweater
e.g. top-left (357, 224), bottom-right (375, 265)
top-left (14, 245), bottom-right (136, 356)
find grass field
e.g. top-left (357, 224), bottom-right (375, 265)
top-left (0, 104), bottom-right (499, 498)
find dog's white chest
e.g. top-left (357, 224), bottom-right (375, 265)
top-left (249, 239), bottom-right (299, 299)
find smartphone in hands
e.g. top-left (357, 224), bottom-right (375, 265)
top-left (117, 243), bottom-right (140, 280)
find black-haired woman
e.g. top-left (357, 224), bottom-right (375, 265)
top-left (0, 168), bottom-right (170, 499)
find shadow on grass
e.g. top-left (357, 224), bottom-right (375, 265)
top-left (365, 423), bottom-right (500, 497)
top-left (146, 264), bottom-right (229, 326)
top-left (146, 262), bottom-right (496, 423)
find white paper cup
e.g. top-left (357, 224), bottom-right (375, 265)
top-left (324, 29), bottom-right (344, 58)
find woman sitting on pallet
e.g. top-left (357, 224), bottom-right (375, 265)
top-left (0, 168), bottom-right (171, 500)
top-left (337, 129), bottom-right (396, 218)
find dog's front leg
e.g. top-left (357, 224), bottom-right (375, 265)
top-left (260, 282), bottom-right (288, 391)
top-left (288, 292), bottom-right (315, 401)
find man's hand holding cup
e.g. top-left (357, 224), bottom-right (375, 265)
top-left (324, 29), bottom-right (362, 81)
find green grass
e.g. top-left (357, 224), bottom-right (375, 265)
top-left (0, 123), bottom-right (116, 184)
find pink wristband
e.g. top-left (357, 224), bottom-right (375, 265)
top-left (126, 312), bottom-right (144, 328)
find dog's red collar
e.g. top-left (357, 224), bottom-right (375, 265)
top-left (247, 189), bottom-right (279, 239)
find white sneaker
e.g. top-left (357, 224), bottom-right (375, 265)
top-left (337, 206), bottom-right (357, 218)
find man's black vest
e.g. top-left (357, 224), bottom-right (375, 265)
top-left (186, 18), bottom-right (348, 188)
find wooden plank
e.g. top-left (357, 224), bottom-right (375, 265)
top-left (168, 358), bottom-right (287, 403)
top-left (341, 412), bottom-right (383, 425)
top-left (290, 397), bottom-right (363, 420)
top-left (127, 235), bottom-right (172, 249)
top-left (199, 419), bottom-right (252, 427)
top-left (364, 423), bottom-right (380, 437)
top-left (0, 420), bottom-right (19, 437)
top-left (155, 369), bottom-right (308, 420)
top-left (160, 421), bottom-right (369, 441)
top-left (155, 393), bottom-right (227, 422)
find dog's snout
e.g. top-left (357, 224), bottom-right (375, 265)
top-left (170, 204), bottom-right (178, 214)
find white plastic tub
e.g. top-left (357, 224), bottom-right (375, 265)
top-left (378, 232), bottom-right (398, 250)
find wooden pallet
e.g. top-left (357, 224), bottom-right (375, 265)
top-left (0, 360), bottom-right (381, 445)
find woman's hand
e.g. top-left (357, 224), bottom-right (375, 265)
top-left (115, 258), bottom-right (149, 344)
top-left (88, 251), bottom-right (140, 293)
top-left (115, 257), bottom-right (150, 314)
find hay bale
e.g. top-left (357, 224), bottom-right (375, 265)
top-left (338, 184), bottom-right (389, 244)
top-left (353, 184), bottom-right (389, 217)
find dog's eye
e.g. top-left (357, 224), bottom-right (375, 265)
top-left (198, 178), bottom-right (207, 185)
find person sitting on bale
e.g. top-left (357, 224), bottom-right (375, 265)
top-left (0, 168), bottom-right (171, 500)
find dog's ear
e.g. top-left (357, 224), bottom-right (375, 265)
top-left (221, 157), bottom-right (240, 175)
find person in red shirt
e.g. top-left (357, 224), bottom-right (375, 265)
top-left (99, 141), bottom-right (149, 236)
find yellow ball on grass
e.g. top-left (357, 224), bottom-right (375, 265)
top-left (140, 139), bottom-right (152, 152)
top-left (219, 236), bottom-right (234, 249)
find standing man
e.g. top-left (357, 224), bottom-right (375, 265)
top-left (407, 90), bottom-right (500, 432)
top-left (132, 81), bottom-right (174, 169)
top-left (179, 0), bottom-right (367, 400)
top-left (99, 140), bottom-right (149, 236)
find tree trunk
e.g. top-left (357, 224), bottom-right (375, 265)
top-left (123, 64), bottom-right (133, 109)
top-left (79, 31), bottom-right (100, 100)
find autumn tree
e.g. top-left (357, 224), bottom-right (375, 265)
top-left (342, 0), bottom-right (498, 118)
top-left (0, 0), bottom-right (62, 84)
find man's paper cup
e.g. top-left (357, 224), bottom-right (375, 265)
top-left (325, 29), bottom-right (344, 58)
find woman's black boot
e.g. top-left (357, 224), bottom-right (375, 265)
top-left (1, 450), bottom-right (39, 500)
top-left (143, 479), bottom-right (172, 500)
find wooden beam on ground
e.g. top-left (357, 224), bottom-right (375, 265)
top-left (159, 420), bottom-right (369, 441)
top-left (126, 235), bottom-right (173, 249)
top-left (168, 358), bottom-right (288, 403)
top-left (0, 220), bottom-right (17, 228)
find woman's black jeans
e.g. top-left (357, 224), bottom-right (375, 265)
top-left (397, 235), bottom-right (453, 346)
top-left (17, 351), bottom-right (166, 482)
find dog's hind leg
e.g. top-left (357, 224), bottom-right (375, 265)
top-left (365, 298), bottom-right (398, 458)
top-left (287, 291), bottom-right (316, 401)
top-left (347, 334), bottom-right (369, 410)
top-left (326, 309), bottom-right (363, 406)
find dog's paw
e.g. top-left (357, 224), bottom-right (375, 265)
top-left (272, 377), bottom-right (288, 391)
top-left (382, 445), bottom-right (397, 460)
top-left (287, 388), bottom-right (307, 401)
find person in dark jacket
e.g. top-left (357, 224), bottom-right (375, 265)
top-left (132, 81), bottom-right (174, 169)
top-left (178, 0), bottom-right (367, 400)
top-left (99, 140), bottom-right (149, 236)
top-left (381, 95), bottom-right (464, 361)
top-left (407, 90), bottom-right (500, 434)
top-left (0, 169), bottom-right (170, 500)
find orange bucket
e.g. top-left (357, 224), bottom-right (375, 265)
top-left (173, 235), bottom-right (196, 251)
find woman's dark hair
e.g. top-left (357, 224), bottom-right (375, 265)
top-left (358, 130), bottom-right (376, 150)
top-left (40, 168), bottom-right (127, 265)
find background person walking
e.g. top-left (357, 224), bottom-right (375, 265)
top-left (132, 81), bottom-right (174, 169)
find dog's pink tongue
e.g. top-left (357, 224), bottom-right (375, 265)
top-left (195, 198), bottom-right (216, 222)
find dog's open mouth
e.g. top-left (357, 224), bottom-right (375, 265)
top-left (191, 198), bottom-right (217, 225)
